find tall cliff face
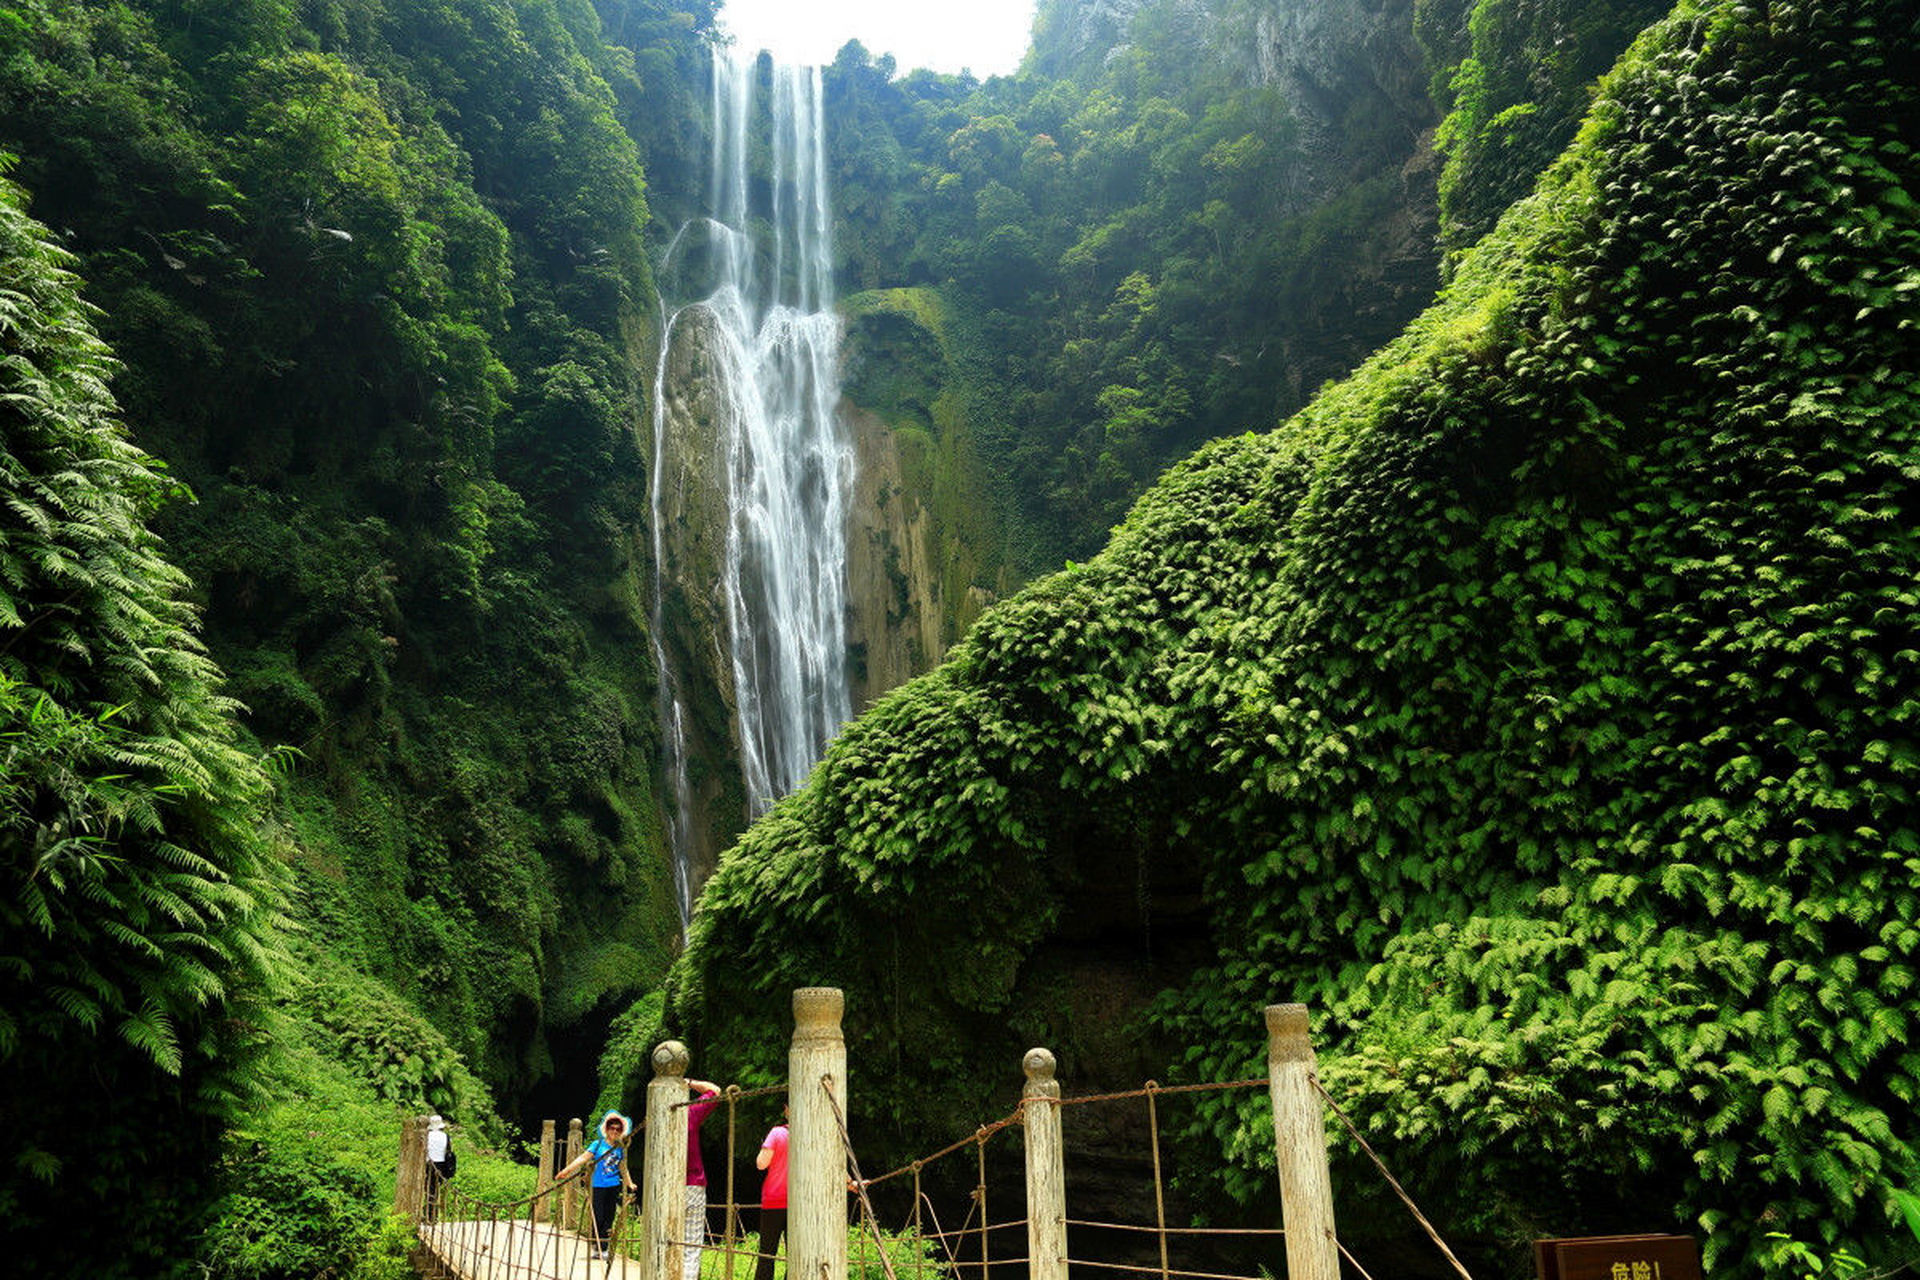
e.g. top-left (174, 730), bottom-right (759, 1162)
top-left (1033, 0), bottom-right (1434, 192)
top-left (841, 289), bottom-right (1010, 711)
top-left (651, 306), bottom-right (750, 891)
top-left (844, 405), bottom-right (955, 706)
top-left (1236, 0), bottom-right (1447, 405)
top-left (1245, 0), bottom-right (1433, 195)
top-left (0, 0), bottom-right (708, 1114)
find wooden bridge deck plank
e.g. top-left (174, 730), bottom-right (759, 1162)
top-left (418, 1217), bottom-right (641, 1279)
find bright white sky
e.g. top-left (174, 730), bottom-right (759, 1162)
top-left (715, 0), bottom-right (1037, 77)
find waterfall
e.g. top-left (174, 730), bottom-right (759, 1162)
top-left (651, 47), bottom-right (854, 926)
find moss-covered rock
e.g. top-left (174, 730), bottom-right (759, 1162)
top-left (653, 304), bottom-right (751, 889)
top-left (843, 288), bottom-right (1013, 710)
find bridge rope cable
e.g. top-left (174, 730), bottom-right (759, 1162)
top-left (833, 1075), bottom-right (1288, 1280)
top-left (824, 1072), bottom-right (905, 1280)
top-left (862, 1111), bottom-right (1022, 1280)
top-left (1054, 1079), bottom-right (1268, 1107)
top-left (1064, 1222), bottom-right (1283, 1236)
top-left (1337, 1237), bottom-right (1383, 1280)
top-left (1310, 1075), bottom-right (1474, 1280)
top-left (1051, 1079), bottom-right (1276, 1280)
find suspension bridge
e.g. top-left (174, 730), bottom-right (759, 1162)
top-left (396, 991), bottom-right (1471, 1280)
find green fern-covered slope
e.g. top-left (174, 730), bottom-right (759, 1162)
top-left (665, 0), bottom-right (1920, 1268)
top-left (0, 163), bottom-right (286, 1272)
top-left (0, 0), bottom-right (716, 1105)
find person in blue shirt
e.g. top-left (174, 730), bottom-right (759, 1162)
top-left (561, 1110), bottom-right (636, 1259)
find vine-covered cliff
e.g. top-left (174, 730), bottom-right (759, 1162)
top-left (664, 1), bottom-right (1920, 1272)
top-left (1, 2), bottom-right (714, 1272)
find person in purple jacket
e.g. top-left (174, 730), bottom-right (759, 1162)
top-left (684, 1077), bottom-right (721, 1280)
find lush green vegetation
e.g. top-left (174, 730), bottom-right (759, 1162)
top-left (0, 0), bottom-right (717, 1087)
top-left (0, 0), bottom-right (719, 1272)
top-left (666, 3), bottom-right (1920, 1276)
top-left (823, 0), bottom-right (1439, 574)
top-left (0, 161), bottom-right (285, 1270)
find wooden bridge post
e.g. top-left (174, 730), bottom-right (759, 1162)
top-left (394, 1113), bottom-right (426, 1226)
top-left (1023, 1048), bottom-right (1068, 1280)
top-left (538, 1119), bottom-right (557, 1223)
top-left (1266, 1004), bottom-right (1339, 1280)
top-left (790, 987), bottom-right (848, 1280)
top-left (643, 1041), bottom-right (693, 1280)
top-left (563, 1116), bottom-right (585, 1231)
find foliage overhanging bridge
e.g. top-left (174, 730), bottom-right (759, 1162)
top-left (395, 991), bottom-right (1470, 1280)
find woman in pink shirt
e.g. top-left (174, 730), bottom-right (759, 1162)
top-left (753, 1105), bottom-right (789, 1280)
top-left (686, 1078), bottom-right (721, 1280)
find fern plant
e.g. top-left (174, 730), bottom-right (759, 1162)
top-left (0, 158), bottom-right (287, 1275)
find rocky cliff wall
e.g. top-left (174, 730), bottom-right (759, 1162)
top-left (653, 306), bottom-right (749, 889)
top-left (842, 288), bottom-right (1009, 712)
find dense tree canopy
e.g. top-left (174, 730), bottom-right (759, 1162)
top-left (2, 1), bottom-right (712, 1272)
top-left (0, 0), bottom-right (714, 1103)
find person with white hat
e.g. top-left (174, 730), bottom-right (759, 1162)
top-left (424, 1116), bottom-right (455, 1219)
top-left (560, 1110), bottom-right (636, 1259)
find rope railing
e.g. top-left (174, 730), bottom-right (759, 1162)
top-left (814, 1071), bottom-right (1294, 1280)
top-left (421, 1155), bottom-right (639, 1279)
top-left (395, 996), bottom-right (1478, 1280)
top-left (1050, 1077), bottom-right (1278, 1280)
top-left (825, 1076), bottom-right (1282, 1280)
top-left (1064, 1221), bottom-right (1283, 1237)
top-left (1063, 1261), bottom-right (1280, 1280)
top-left (1310, 1075), bottom-right (1475, 1280)
top-left (696, 1083), bottom-right (792, 1280)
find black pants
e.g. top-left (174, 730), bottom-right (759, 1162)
top-left (754, 1207), bottom-right (787, 1280)
top-left (591, 1185), bottom-right (623, 1250)
top-left (425, 1161), bottom-right (450, 1221)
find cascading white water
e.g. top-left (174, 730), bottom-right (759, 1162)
top-left (650, 47), bottom-right (854, 926)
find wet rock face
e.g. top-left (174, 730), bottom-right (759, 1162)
top-left (844, 402), bottom-right (951, 711)
top-left (1246, 0), bottom-right (1434, 200)
top-left (839, 289), bottom-right (1005, 715)
top-left (654, 305), bottom-right (746, 886)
